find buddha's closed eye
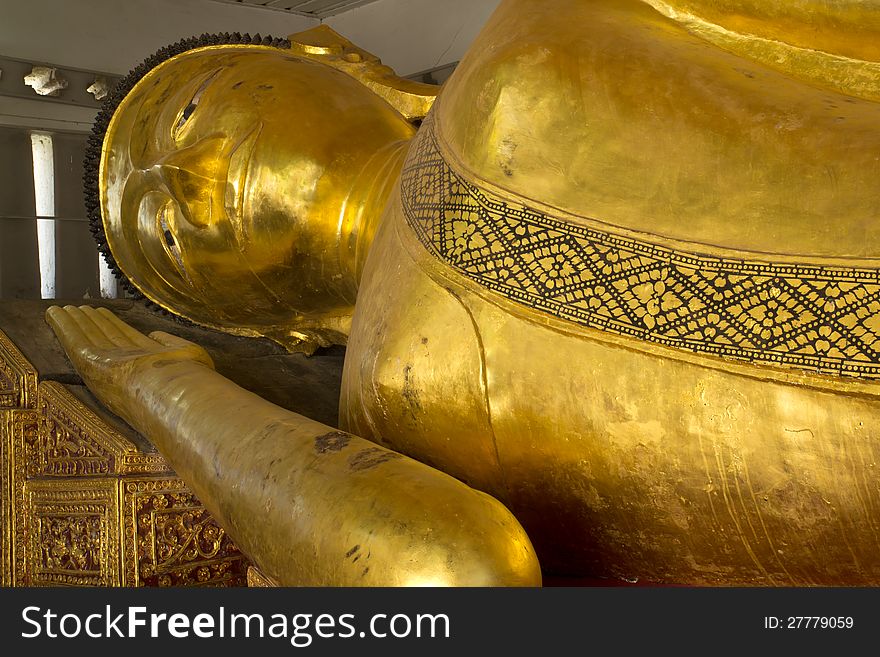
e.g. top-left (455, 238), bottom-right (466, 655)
top-left (172, 68), bottom-right (221, 140)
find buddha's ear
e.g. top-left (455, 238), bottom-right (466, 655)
top-left (287, 25), bottom-right (438, 123)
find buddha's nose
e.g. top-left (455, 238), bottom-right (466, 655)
top-left (153, 136), bottom-right (226, 227)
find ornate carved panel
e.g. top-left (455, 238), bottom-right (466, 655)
top-left (1, 327), bottom-right (249, 588)
top-left (0, 362), bottom-right (17, 409)
top-left (122, 478), bottom-right (247, 587)
top-left (26, 479), bottom-right (119, 586)
top-left (2, 409), bottom-right (38, 585)
top-left (1, 411), bottom-right (8, 586)
top-left (30, 381), bottom-right (170, 477)
top-left (0, 330), bottom-right (37, 409)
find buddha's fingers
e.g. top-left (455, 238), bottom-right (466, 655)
top-left (80, 305), bottom-right (136, 349)
top-left (63, 306), bottom-right (117, 351)
top-left (94, 306), bottom-right (156, 350)
top-left (46, 306), bottom-right (96, 355)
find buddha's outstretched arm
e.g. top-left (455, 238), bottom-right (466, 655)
top-left (46, 305), bottom-right (540, 586)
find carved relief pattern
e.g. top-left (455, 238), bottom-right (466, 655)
top-left (32, 408), bottom-right (113, 477)
top-left (246, 565), bottom-right (277, 587)
top-left (0, 412), bottom-right (7, 585)
top-left (27, 481), bottom-right (118, 586)
top-left (119, 453), bottom-right (174, 474)
top-left (0, 360), bottom-right (17, 408)
top-left (123, 480), bottom-right (247, 587)
top-left (0, 330), bottom-right (37, 409)
top-left (36, 513), bottom-right (102, 575)
top-left (29, 383), bottom-right (171, 477)
top-left (7, 410), bottom-right (38, 585)
top-left (402, 113), bottom-right (880, 379)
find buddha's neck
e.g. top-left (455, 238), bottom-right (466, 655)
top-left (338, 137), bottom-right (411, 290)
top-left (643, 0), bottom-right (880, 101)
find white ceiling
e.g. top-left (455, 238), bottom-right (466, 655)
top-left (205, 0), bottom-right (383, 19)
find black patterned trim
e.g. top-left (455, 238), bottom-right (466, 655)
top-left (401, 113), bottom-right (880, 379)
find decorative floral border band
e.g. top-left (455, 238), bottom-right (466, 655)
top-left (401, 113), bottom-right (880, 379)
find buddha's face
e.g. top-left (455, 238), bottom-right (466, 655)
top-left (101, 45), bottom-right (414, 336)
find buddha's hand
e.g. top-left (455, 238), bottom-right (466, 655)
top-left (45, 305), bottom-right (214, 421)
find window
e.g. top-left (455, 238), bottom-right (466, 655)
top-left (0, 126), bottom-right (117, 300)
top-left (30, 132), bottom-right (55, 299)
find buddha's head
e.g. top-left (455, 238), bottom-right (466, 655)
top-left (87, 33), bottom-right (417, 351)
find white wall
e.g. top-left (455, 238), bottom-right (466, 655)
top-left (0, 0), bottom-right (502, 131)
top-left (325, 0), bottom-right (501, 77)
top-left (0, 0), bottom-right (317, 131)
top-left (0, 0), bottom-right (317, 75)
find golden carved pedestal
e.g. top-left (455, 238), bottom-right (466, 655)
top-left (0, 299), bottom-right (345, 586)
top-left (1, 331), bottom-right (249, 586)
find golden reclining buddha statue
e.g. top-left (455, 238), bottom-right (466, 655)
top-left (48, 0), bottom-right (880, 585)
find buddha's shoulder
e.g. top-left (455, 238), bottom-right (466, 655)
top-left (432, 0), bottom-right (880, 262)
